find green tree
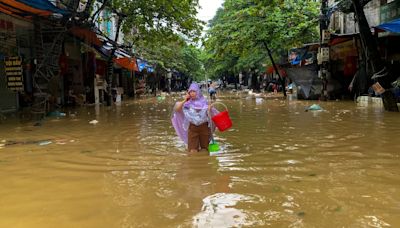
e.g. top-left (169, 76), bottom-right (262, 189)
top-left (112, 0), bottom-right (205, 84)
top-left (204, 0), bottom-right (319, 80)
top-left (132, 34), bottom-right (205, 84)
top-left (79, 0), bottom-right (204, 100)
top-left (180, 45), bottom-right (206, 81)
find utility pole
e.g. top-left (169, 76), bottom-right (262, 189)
top-left (319, 0), bottom-right (330, 101)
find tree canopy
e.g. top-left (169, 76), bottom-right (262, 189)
top-left (82, 0), bottom-right (204, 43)
top-left (133, 34), bottom-right (205, 81)
top-left (85, 0), bottom-right (205, 80)
top-left (203, 0), bottom-right (320, 79)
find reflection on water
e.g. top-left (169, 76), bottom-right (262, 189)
top-left (193, 193), bottom-right (265, 227)
top-left (0, 95), bottom-right (399, 227)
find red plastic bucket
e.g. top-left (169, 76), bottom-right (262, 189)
top-left (211, 102), bottom-right (232, 132)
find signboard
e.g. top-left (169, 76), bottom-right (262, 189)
top-left (5, 57), bottom-right (24, 92)
top-left (380, 0), bottom-right (400, 23)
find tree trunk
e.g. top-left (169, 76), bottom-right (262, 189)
top-left (263, 41), bottom-right (287, 97)
top-left (352, 0), bottom-right (398, 111)
top-left (234, 74), bottom-right (238, 90)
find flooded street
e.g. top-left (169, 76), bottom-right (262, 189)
top-left (0, 95), bottom-right (399, 228)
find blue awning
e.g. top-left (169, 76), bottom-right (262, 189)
top-left (137, 59), bottom-right (154, 73)
top-left (16, 0), bottom-right (69, 15)
top-left (376, 18), bottom-right (400, 33)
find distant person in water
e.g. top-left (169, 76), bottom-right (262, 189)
top-left (172, 82), bottom-right (217, 152)
top-left (208, 82), bottom-right (217, 100)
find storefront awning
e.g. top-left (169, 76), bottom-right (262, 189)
top-left (16, 0), bottom-right (68, 15)
top-left (137, 58), bottom-right (154, 73)
top-left (101, 44), bottom-right (138, 71)
top-left (113, 57), bottom-right (139, 72)
top-left (69, 27), bottom-right (103, 47)
top-left (266, 65), bottom-right (287, 77)
top-left (0, 0), bottom-right (52, 17)
top-left (375, 18), bottom-right (400, 33)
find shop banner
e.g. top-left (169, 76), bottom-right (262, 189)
top-left (5, 56), bottom-right (24, 92)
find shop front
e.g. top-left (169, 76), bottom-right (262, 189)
top-left (0, 13), bottom-right (34, 112)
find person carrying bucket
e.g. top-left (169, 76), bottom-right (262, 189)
top-left (172, 82), bottom-right (218, 153)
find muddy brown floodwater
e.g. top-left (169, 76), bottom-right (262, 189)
top-left (0, 94), bottom-right (399, 227)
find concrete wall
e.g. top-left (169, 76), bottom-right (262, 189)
top-left (330, 0), bottom-right (381, 35)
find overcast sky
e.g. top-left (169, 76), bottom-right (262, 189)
top-left (197, 0), bottom-right (224, 24)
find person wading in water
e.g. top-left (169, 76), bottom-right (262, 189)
top-left (172, 82), bottom-right (217, 152)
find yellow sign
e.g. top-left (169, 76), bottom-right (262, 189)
top-left (5, 57), bottom-right (24, 92)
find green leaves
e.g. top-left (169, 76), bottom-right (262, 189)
top-left (113, 0), bottom-right (203, 43)
top-left (96, 0), bottom-right (205, 80)
top-left (93, 0), bottom-right (203, 47)
top-left (132, 34), bottom-right (204, 81)
top-left (203, 0), bottom-right (319, 78)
